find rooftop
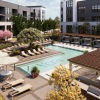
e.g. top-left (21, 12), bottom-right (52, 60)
top-left (27, 6), bottom-right (46, 8)
top-left (68, 49), bottom-right (100, 71)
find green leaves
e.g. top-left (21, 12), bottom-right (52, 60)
top-left (17, 28), bottom-right (43, 44)
top-left (11, 15), bottom-right (60, 36)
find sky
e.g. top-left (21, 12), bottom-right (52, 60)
top-left (3, 0), bottom-right (60, 19)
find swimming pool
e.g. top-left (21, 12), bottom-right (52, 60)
top-left (17, 45), bottom-right (83, 74)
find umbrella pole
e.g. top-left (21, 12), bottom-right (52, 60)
top-left (14, 63), bottom-right (16, 71)
top-left (6, 65), bottom-right (7, 72)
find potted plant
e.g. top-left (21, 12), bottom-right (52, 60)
top-left (31, 66), bottom-right (40, 78)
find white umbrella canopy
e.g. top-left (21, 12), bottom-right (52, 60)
top-left (0, 56), bottom-right (18, 65)
top-left (0, 51), bottom-right (8, 57)
top-left (0, 56), bottom-right (19, 70)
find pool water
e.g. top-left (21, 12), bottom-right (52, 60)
top-left (17, 45), bottom-right (83, 74)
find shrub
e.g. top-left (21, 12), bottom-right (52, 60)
top-left (31, 66), bottom-right (40, 74)
top-left (9, 49), bottom-right (20, 56)
top-left (83, 50), bottom-right (88, 54)
top-left (0, 43), bottom-right (13, 50)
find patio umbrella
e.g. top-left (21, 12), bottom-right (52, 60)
top-left (0, 56), bottom-right (19, 71)
top-left (0, 51), bottom-right (8, 57)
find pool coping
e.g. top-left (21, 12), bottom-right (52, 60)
top-left (15, 52), bottom-right (63, 66)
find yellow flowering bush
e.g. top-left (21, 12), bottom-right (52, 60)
top-left (46, 65), bottom-right (86, 100)
top-left (0, 93), bottom-right (5, 100)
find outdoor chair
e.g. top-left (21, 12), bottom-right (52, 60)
top-left (8, 84), bottom-right (32, 100)
top-left (21, 51), bottom-right (29, 57)
top-left (38, 48), bottom-right (45, 54)
top-left (2, 78), bottom-right (25, 91)
top-left (42, 47), bottom-right (49, 53)
top-left (27, 50), bottom-right (34, 56)
top-left (33, 49), bottom-right (40, 55)
top-left (18, 44), bottom-right (22, 47)
top-left (2, 49), bottom-right (8, 52)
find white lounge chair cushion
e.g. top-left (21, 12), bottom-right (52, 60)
top-left (12, 84), bottom-right (32, 92)
top-left (6, 78), bottom-right (24, 85)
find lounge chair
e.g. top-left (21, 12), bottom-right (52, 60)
top-left (87, 85), bottom-right (100, 99)
top-left (21, 51), bottom-right (29, 57)
top-left (38, 48), bottom-right (44, 54)
top-left (2, 49), bottom-right (7, 52)
top-left (27, 50), bottom-right (34, 56)
top-left (33, 49), bottom-right (40, 55)
top-left (2, 78), bottom-right (25, 91)
top-left (8, 84), bottom-right (32, 99)
top-left (18, 44), bottom-right (22, 47)
top-left (42, 47), bottom-right (49, 53)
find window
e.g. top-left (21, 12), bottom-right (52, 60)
top-left (66, 17), bottom-right (72, 22)
top-left (66, 0), bottom-right (73, 7)
top-left (92, 5), bottom-right (99, 12)
top-left (78, 17), bottom-right (85, 21)
top-left (66, 25), bottom-right (72, 33)
top-left (61, 2), bottom-right (63, 8)
top-left (61, 25), bottom-right (63, 33)
top-left (61, 14), bottom-right (63, 22)
top-left (78, 7), bottom-right (86, 13)
top-left (98, 5), bottom-right (100, 9)
top-left (92, 16), bottom-right (98, 21)
top-left (92, 16), bottom-right (100, 21)
top-left (66, 10), bottom-right (72, 14)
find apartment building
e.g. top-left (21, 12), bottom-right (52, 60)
top-left (60, 0), bottom-right (100, 35)
top-left (0, 0), bottom-right (46, 30)
top-left (27, 6), bottom-right (45, 21)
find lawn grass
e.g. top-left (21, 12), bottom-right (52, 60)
top-left (0, 93), bottom-right (6, 100)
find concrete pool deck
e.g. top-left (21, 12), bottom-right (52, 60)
top-left (0, 43), bottom-right (98, 100)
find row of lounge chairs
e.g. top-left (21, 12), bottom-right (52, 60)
top-left (2, 78), bottom-right (32, 100)
top-left (21, 48), bottom-right (49, 57)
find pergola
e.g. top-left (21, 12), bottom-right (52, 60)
top-left (81, 38), bottom-right (92, 46)
top-left (71, 37), bottom-right (80, 44)
top-left (93, 39), bottom-right (100, 48)
top-left (62, 36), bottom-right (70, 43)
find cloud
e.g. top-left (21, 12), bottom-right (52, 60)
top-left (3, 0), bottom-right (60, 19)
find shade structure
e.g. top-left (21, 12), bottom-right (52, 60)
top-left (0, 56), bottom-right (18, 71)
top-left (0, 51), bottom-right (8, 57)
top-left (0, 56), bottom-right (18, 65)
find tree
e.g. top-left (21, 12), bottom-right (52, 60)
top-left (51, 29), bottom-right (61, 41)
top-left (96, 24), bottom-right (100, 35)
top-left (79, 22), bottom-right (90, 34)
top-left (54, 16), bottom-right (60, 28)
top-left (11, 15), bottom-right (27, 36)
top-left (46, 65), bottom-right (86, 100)
top-left (17, 28), bottom-right (43, 44)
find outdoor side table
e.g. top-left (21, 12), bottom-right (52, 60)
top-left (0, 71), bottom-right (12, 80)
